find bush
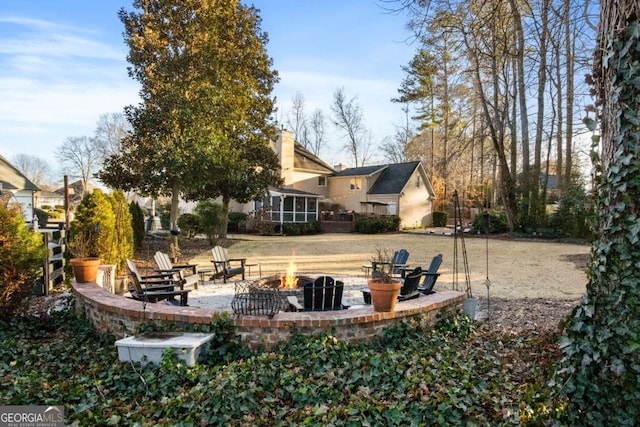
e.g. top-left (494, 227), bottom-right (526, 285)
top-left (432, 211), bottom-right (449, 227)
top-left (228, 212), bottom-right (247, 232)
top-left (548, 179), bottom-right (594, 239)
top-left (471, 210), bottom-right (509, 234)
top-left (177, 213), bottom-right (202, 238)
top-left (0, 194), bottom-right (46, 319)
top-left (129, 201), bottom-right (145, 250)
top-left (282, 220), bottom-right (321, 236)
top-left (158, 203), bottom-right (171, 230)
top-left (354, 216), bottom-right (400, 233)
top-left (34, 208), bottom-right (49, 225)
top-left (109, 190), bottom-right (134, 275)
top-left (194, 201), bottom-right (225, 245)
top-left (69, 189), bottom-right (116, 263)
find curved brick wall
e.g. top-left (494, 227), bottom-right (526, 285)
top-left (73, 282), bottom-right (464, 348)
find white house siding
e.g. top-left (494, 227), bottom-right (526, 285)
top-left (10, 190), bottom-right (36, 222)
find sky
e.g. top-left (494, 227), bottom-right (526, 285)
top-left (0, 0), bottom-right (418, 169)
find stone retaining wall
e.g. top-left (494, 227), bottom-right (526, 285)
top-left (73, 282), bottom-right (464, 348)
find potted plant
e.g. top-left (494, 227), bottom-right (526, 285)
top-left (367, 248), bottom-right (402, 312)
top-left (68, 227), bottom-right (100, 283)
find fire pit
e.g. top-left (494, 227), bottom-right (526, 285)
top-left (231, 255), bottom-right (318, 315)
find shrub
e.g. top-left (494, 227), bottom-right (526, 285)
top-left (432, 211), bottom-right (449, 227)
top-left (177, 213), bottom-right (202, 238)
top-left (194, 201), bottom-right (225, 245)
top-left (69, 189), bottom-right (116, 263)
top-left (109, 190), bottom-right (134, 275)
top-left (129, 201), bottom-right (145, 250)
top-left (228, 212), bottom-right (247, 232)
top-left (282, 220), bottom-right (320, 236)
top-left (548, 178), bottom-right (594, 239)
top-left (0, 194), bottom-right (46, 319)
top-left (354, 215), bottom-right (400, 233)
top-left (34, 208), bottom-right (48, 225)
top-left (158, 203), bottom-right (171, 230)
top-left (471, 210), bottom-right (509, 234)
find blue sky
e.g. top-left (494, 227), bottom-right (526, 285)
top-left (0, 1), bottom-right (416, 167)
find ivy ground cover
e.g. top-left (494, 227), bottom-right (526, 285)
top-left (1, 298), bottom-right (563, 426)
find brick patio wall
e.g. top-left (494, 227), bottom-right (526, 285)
top-left (73, 282), bottom-right (465, 348)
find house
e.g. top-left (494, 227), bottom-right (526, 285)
top-left (0, 154), bottom-right (39, 222)
top-left (329, 161), bottom-right (435, 228)
top-left (232, 129), bottom-right (436, 229)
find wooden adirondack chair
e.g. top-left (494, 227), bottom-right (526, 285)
top-left (371, 249), bottom-right (410, 279)
top-left (288, 276), bottom-right (349, 311)
top-left (210, 246), bottom-right (246, 283)
top-left (417, 253), bottom-right (443, 295)
top-left (126, 259), bottom-right (191, 306)
top-left (154, 251), bottom-right (200, 289)
top-left (398, 266), bottom-right (423, 301)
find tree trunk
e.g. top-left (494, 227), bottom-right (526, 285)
top-left (170, 178), bottom-right (181, 255)
top-left (557, 2), bottom-right (640, 422)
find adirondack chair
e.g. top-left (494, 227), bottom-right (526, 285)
top-left (371, 249), bottom-right (410, 279)
top-left (154, 251), bottom-right (200, 289)
top-left (362, 265), bottom-right (423, 304)
top-left (287, 276), bottom-right (349, 311)
top-left (126, 259), bottom-right (190, 306)
top-left (398, 266), bottom-right (423, 301)
top-left (417, 253), bottom-right (443, 295)
top-left (210, 246), bottom-right (246, 283)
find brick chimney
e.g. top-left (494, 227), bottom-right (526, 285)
top-left (276, 129), bottom-right (295, 186)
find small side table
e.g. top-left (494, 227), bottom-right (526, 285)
top-left (197, 268), bottom-right (213, 286)
top-left (362, 264), bottom-right (373, 280)
top-left (245, 263), bottom-right (262, 278)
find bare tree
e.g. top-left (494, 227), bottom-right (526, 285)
top-left (95, 112), bottom-right (130, 161)
top-left (11, 154), bottom-right (56, 190)
top-left (381, 105), bottom-right (413, 163)
top-left (286, 92), bottom-right (309, 147)
top-left (331, 87), bottom-right (372, 167)
top-left (309, 108), bottom-right (326, 156)
top-left (56, 136), bottom-right (102, 197)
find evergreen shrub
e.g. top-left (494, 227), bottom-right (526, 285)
top-left (0, 194), bottom-right (46, 319)
top-left (432, 211), bottom-right (448, 227)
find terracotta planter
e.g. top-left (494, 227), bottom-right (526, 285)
top-left (70, 257), bottom-right (101, 283)
top-left (368, 279), bottom-right (402, 312)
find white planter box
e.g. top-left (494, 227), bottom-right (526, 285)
top-left (115, 332), bottom-right (215, 366)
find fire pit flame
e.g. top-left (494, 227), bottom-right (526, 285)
top-left (280, 255), bottom-right (298, 289)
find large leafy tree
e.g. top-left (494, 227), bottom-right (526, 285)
top-left (99, 0), bottom-right (281, 240)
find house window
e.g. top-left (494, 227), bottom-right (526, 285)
top-left (318, 176), bottom-right (326, 187)
top-left (416, 176), bottom-right (421, 188)
top-left (350, 177), bottom-right (361, 190)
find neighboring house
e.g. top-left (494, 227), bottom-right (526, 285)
top-left (330, 161), bottom-right (435, 228)
top-left (54, 179), bottom-right (96, 206)
top-left (35, 190), bottom-right (66, 209)
top-left (0, 154), bottom-right (39, 222)
top-left (232, 129), bottom-right (436, 229)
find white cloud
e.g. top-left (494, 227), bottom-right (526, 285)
top-left (0, 16), bottom-right (138, 158)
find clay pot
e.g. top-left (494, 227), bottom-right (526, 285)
top-left (70, 257), bottom-right (101, 283)
top-left (368, 279), bottom-right (402, 312)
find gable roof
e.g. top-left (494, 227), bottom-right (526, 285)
top-left (368, 161), bottom-right (421, 195)
top-left (294, 143), bottom-right (335, 174)
top-left (332, 164), bottom-right (387, 177)
top-left (0, 154), bottom-right (39, 191)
